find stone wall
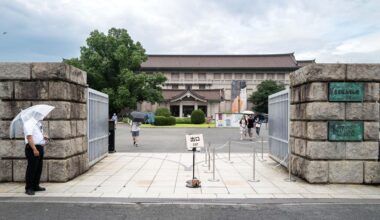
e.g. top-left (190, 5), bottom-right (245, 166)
top-left (289, 64), bottom-right (380, 184)
top-left (0, 63), bottom-right (89, 182)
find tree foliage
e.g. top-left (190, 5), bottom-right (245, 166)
top-left (249, 80), bottom-right (285, 113)
top-left (64, 28), bottom-right (166, 113)
top-left (191, 109), bottom-right (206, 124)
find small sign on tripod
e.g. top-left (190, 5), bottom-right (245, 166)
top-left (185, 134), bottom-right (204, 150)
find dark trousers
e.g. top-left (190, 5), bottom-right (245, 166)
top-left (25, 144), bottom-right (44, 190)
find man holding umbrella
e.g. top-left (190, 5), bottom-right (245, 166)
top-left (24, 119), bottom-right (49, 195)
top-left (130, 111), bottom-right (146, 147)
top-left (10, 104), bottom-right (54, 196)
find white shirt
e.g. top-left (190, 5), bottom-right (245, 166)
top-left (131, 122), bottom-right (140, 132)
top-left (23, 120), bottom-right (46, 145)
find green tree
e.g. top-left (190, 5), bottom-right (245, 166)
top-left (64, 28), bottom-right (166, 113)
top-left (249, 80), bottom-right (285, 113)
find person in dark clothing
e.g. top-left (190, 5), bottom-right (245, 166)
top-left (247, 115), bottom-right (254, 138)
top-left (252, 114), bottom-right (261, 136)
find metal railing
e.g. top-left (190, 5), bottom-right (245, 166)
top-left (87, 88), bottom-right (109, 166)
top-left (268, 89), bottom-right (289, 167)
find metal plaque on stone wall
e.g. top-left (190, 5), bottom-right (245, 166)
top-left (328, 121), bottom-right (363, 141)
top-left (329, 82), bottom-right (364, 102)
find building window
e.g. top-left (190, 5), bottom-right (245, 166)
top-left (199, 84), bottom-right (206, 89)
top-left (277, 73), bottom-right (285, 79)
top-left (267, 73), bottom-right (275, 79)
top-left (172, 84), bottom-right (178, 89)
top-left (185, 73), bottom-right (193, 80)
top-left (186, 85), bottom-right (192, 90)
top-left (171, 72), bottom-right (179, 81)
top-left (213, 73), bottom-right (221, 79)
top-left (198, 73), bottom-right (206, 80)
top-left (234, 73), bottom-right (242, 79)
top-left (224, 73), bottom-right (232, 79)
top-left (245, 73), bottom-right (253, 79)
top-left (256, 73), bottom-right (264, 79)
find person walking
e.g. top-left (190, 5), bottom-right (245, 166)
top-left (131, 121), bottom-right (141, 147)
top-left (111, 113), bottom-right (118, 124)
top-left (253, 114), bottom-right (261, 136)
top-left (23, 120), bottom-right (48, 195)
top-left (239, 116), bottom-right (248, 140)
top-left (247, 115), bottom-right (254, 139)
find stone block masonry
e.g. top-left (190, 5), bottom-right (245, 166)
top-left (289, 64), bottom-right (380, 184)
top-left (0, 63), bottom-right (89, 182)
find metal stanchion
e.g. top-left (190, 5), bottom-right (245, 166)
top-left (202, 142), bottom-right (209, 167)
top-left (228, 138), bottom-right (233, 163)
top-left (208, 146), bottom-right (219, 182)
top-left (284, 150), bottom-right (296, 182)
top-left (204, 143), bottom-right (212, 173)
top-left (248, 142), bottom-right (260, 182)
top-left (260, 136), bottom-right (266, 161)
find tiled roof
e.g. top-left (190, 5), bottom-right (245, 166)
top-left (162, 89), bottom-right (224, 101)
top-left (297, 59), bottom-right (316, 67)
top-left (141, 53), bottom-right (300, 69)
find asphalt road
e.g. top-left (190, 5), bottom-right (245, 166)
top-left (115, 123), bottom-right (269, 153)
top-left (1, 198), bottom-right (380, 220)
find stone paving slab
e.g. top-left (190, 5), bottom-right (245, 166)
top-left (1, 153), bottom-right (380, 199)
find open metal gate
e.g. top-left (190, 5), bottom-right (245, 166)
top-left (87, 88), bottom-right (109, 166)
top-left (268, 89), bottom-right (289, 167)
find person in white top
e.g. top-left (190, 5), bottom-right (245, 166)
top-left (239, 116), bottom-right (248, 140)
top-left (111, 113), bottom-right (118, 124)
top-left (23, 120), bottom-right (48, 195)
top-left (131, 121), bottom-right (141, 147)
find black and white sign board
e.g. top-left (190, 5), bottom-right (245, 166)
top-left (185, 134), bottom-right (204, 150)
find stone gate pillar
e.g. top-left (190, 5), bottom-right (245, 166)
top-left (0, 63), bottom-right (89, 182)
top-left (289, 64), bottom-right (380, 184)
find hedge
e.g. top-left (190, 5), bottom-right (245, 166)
top-left (154, 116), bottom-right (176, 126)
top-left (175, 117), bottom-right (192, 124)
top-left (191, 109), bottom-right (205, 124)
top-left (155, 107), bottom-right (171, 117)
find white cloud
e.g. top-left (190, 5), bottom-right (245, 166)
top-left (0, 0), bottom-right (379, 63)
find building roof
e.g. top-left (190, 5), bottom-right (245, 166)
top-left (297, 59), bottom-right (316, 67)
top-left (162, 89), bottom-right (224, 102)
top-left (141, 53), bottom-right (301, 69)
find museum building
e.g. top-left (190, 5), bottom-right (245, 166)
top-left (138, 53), bottom-right (314, 117)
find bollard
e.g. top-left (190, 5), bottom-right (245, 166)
top-left (248, 142), bottom-right (260, 182)
top-left (204, 143), bottom-right (212, 173)
top-left (260, 136), bottom-right (266, 161)
top-left (208, 145), bottom-right (219, 182)
top-left (228, 138), bottom-right (233, 163)
top-left (202, 142), bottom-right (210, 167)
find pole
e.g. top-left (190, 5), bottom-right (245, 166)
top-left (284, 89), bottom-right (295, 182)
top-left (228, 138), bottom-right (233, 163)
top-left (260, 136), bottom-right (266, 161)
top-left (248, 142), bottom-right (260, 182)
top-left (192, 147), bottom-right (196, 180)
top-left (203, 142), bottom-right (209, 167)
top-left (204, 143), bottom-right (212, 173)
top-left (208, 145), bottom-right (219, 182)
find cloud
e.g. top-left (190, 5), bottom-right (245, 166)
top-left (0, 0), bottom-right (379, 63)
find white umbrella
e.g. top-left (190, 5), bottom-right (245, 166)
top-left (9, 104), bottom-right (55, 139)
top-left (242, 110), bottom-right (254, 115)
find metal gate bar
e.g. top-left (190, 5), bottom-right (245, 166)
top-left (87, 88), bottom-right (109, 166)
top-left (268, 89), bottom-right (289, 167)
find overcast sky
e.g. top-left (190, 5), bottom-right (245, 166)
top-left (1, 0), bottom-right (379, 63)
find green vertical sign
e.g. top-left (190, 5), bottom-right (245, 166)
top-left (329, 82), bottom-right (364, 102)
top-left (328, 121), bottom-right (363, 141)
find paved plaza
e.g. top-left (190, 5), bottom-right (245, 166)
top-left (1, 151), bottom-right (380, 199)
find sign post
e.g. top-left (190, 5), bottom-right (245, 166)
top-left (185, 134), bottom-right (204, 188)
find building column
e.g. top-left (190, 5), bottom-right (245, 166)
top-left (194, 103), bottom-right (198, 110)
top-left (179, 102), bottom-right (183, 117)
top-left (207, 102), bottom-right (211, 117)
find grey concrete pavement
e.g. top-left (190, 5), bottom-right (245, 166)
top-left (1, 198), bottom-right (380, 220)
top-left (115, 123), bottom-right (269, 153)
